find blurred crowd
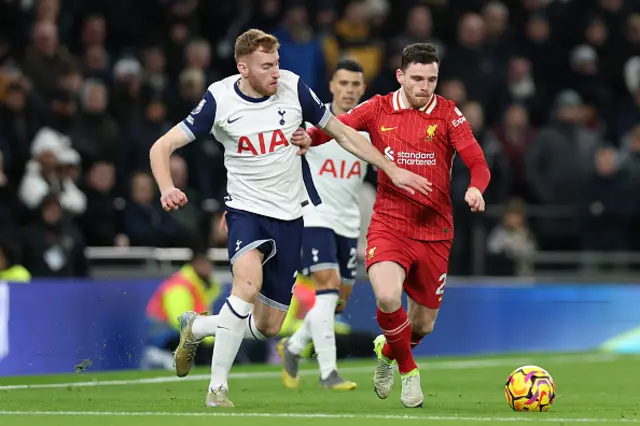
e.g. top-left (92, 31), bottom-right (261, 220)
top-left (1, 0), bottom-right (640, 277)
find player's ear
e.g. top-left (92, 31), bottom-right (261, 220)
top-left (395, 69), bottom-right (404, 86)
top-left (237, 60), bottom-right (249, 78)
top-left (329, 79), bottom-right (336, 96)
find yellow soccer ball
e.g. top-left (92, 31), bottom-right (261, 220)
top-left (504, 365), bottom-right (556, 412)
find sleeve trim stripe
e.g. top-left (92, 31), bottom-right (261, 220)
top-left (178, 122), bottom-right (196, 142)
top-left (317, 109), bottom-right (332, 128)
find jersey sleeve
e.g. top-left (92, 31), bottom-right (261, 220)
top-left (446, 102), bottom-right (476, 152)
top-left (297, 78), bottom-right (332, 128)
top-left (447, 102), bottom-right (491, 193)
top-left (342, 98), bottom-right (377, 133)
top-left (307, 98), bottom-right (377, 147)
top-left (178, 90), bottom-right (217, 142)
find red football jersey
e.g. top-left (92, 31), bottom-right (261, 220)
top-left (335, 90), bottom-right (479, 241)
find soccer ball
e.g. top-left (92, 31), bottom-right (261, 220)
top-left (504, 365), bottom-right (556, 412)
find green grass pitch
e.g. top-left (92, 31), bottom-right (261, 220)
top-left (0, 352), bottom-right (638, 426)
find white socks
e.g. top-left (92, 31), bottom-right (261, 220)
top-left (288, 291), bottom-right (339, 380)
top-left (209, 295), bottom-right (253, 391)
top-left (192, 312), bottom-right (266, 341)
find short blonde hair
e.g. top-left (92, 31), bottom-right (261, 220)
top-left (234, 29), bottom-right (280, 60)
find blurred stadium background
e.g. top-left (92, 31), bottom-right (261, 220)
top-left (1, 0), bottom-right (640, 377)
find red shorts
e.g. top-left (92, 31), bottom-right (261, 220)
top-left (365, 226), bottom-right (452, 309)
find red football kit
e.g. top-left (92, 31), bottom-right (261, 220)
top-left (308, 89), bottom-right (490, 374)
top-left (308, 90), bottom-right (490, 309)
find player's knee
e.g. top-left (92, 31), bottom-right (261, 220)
top-left (411, 319), bottom-right (435, 337)
top-left (231, 251), bottom-right (263, 300)
top-left (375, 290), bottom-right (402, 312)
top-left (312, 269), bottom-right (341, 291)
top-left (252, 317), bottom-right (282, 338)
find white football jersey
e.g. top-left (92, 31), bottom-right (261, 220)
top-left (303, 104), bottom-right (369, 238)
top-left (179, 70), bottom-right (332, 221)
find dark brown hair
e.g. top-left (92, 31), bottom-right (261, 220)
top-left (401, 43), bottom-right (439, 70)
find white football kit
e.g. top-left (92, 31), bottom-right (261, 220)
top-left (179, 70), bottom-right (332, 221)
top-left (179, 69), bottom-right (333, 310)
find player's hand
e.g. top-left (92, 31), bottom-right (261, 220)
top-left (388, 166), bottom-right (432, 196)
top-left (291, 127), bottom-right (311, 155)
top-left (335, 283), bottom-right (353, 313)
top-left (219, 210), bottom-right (228, 236)
top-left (465, 186), bottom-right (485, 212)
top-left (160, 186), bottom-right (188, 211)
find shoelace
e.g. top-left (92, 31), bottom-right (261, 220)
top-left (376, 361), bottom-right (393, 378)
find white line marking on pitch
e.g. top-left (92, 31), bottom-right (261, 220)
top-left (0, 411), bottom-right (637, 423)
top-left (0, 353), bottom-right (620, 391)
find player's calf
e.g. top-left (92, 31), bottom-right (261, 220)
top-left (208, 249), bottom-right (264, 397)
top-left (251, 299), bottom-right (287, 338)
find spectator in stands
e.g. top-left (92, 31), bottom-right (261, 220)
top-left (482, 1), bottom-right (514, 61)
top-left (143, 249), bottom-right (221, 370)
top-left (441, 13), bottom-right (501, 117)
top-left (167, 67), bottom-right (206, 125)
top-left (120, 90), bottom-right (170, 176)
top-left (580, 146), bottom-right (634, 253)
top-left (323, 0), bottom-right (382, 85)
top-left (19, 128), bottom-right (86, 217)
top-left (21, 194), bottom-right (88, 277)
top-left (141, 45), bottom-right (167, 95)
top-left (274, 2), bottom-right (326, 95)
top-left (184, 38), bottom-right (218, 85)
top-left (121, 171), bottom-right (181, 247)
top-left (168, 155), bottom-right (207, 247)
top-left (0, 74), bottom-right (41, 184)
top-left (497, 55), bottom-right (548, 126)
top-left (493, 103), bottom-right (537, 201)
top-left (80, 161), bottom-right (128, 247)
top-left (525, 90), bottom-right (598, 250)
top-left (110, 57), bottom-right (143, 127)
top-left (391, 4), bottom-right (445, 59)
top-left (22, 20), bottom-right (76, 98)
top-left (70, 79), bottom-right (119, 165)
top-left (486, 197), bottom-right (536, 276)
top-left (437, 78), bottom-right (467, 105)
top-left (519, 13), bottom-right (564, 89)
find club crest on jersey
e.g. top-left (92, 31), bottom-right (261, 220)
top-left (425, 124), bottom-right (438, 142)
top-left (278, 108), bottom-right (286, 125)
top-left (191, 99), bottom-right (205, 115)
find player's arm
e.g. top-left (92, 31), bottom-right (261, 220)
top-left (149, 91), bottom-right (216, 211)
top-left (306, 100), bottom-right (373, 147)
top-left (448, 104), bottom-right (491, 212)
top-left (335, 283), bottom-right (354, 313)
top-left (298, 80), bottom-right (431, 196)
top-left (319, 116), bottom-right (429, 195)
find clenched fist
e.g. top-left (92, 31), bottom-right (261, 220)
top-left (160, 186), bottom-right (188, 211)
top-left (464, 186), bottom-right (485, 212)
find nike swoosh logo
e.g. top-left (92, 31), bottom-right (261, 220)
top-left (227, 116), bottom-right (242, 124)
top-left (380, 126), bottom-right (396, 132)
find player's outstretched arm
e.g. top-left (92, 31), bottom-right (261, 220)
top-left (149, 125), bottom-right (190, 211)
top-left (322, 116), bottom-right (432, 196)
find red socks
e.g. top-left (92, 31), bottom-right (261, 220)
top-left (376, 307), bottom-right (417, 374)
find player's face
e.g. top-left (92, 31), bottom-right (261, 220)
top-left (241, 48), bottom-right (280, 96)
top-left (330, 69), bottom-right (365, 112)
top-left (396, 62), bottom-right (439, 109)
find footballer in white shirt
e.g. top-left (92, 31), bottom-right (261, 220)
top-left (149, 29), bottom-right (431, 408)
top-left (278, 59), bottom-right (369, 391)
